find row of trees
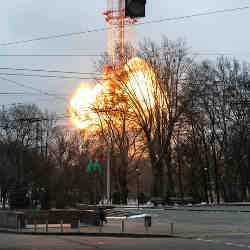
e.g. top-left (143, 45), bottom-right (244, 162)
top-left (0, 103), bottom-right (142, 208)
top-left (94, 37), bottom-right (250, 203)
top-left (1, 37), bottom-right (250, 208)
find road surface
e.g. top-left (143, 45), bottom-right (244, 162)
top-left (2, 233), bottom-right (250, 249)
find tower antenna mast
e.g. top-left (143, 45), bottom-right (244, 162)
top-left (104, 0), bottom-right (136, 66)
top-left (103, 0), bottom-right (146, 205)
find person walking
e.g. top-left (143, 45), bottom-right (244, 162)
top-left (99, 207), bottom-right (107, 225)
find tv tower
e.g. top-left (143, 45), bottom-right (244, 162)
top-left (103, 0), bottom-right (146, 205)
top-left (104, 0), bottom-right (146, 65)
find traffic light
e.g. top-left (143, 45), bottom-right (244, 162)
top-left (125, 0), bottom-right (147, 18)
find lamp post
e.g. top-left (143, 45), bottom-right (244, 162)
top-left (106, 145), bottom-right (111, 205)
top-left (136, 168), bottom-right (140, 209)
top-left (204, 168), bottom-right (209, 204)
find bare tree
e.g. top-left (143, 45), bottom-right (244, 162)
top-left (105, 38), bottom-right (193, 198)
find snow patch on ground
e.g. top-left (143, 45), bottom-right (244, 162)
top-left (107, 213), bottom-right (151, 220)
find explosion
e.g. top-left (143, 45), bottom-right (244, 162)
top-left (69, 57), bottom-right (156, 130)
top-left (69, 83), bottom-right (104, 129)
top-left (124, 57), bottom-right (156, 107)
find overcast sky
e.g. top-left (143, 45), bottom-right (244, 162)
top-left (1, 0), bottom-right (250, 118)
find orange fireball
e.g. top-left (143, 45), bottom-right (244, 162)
top-left (69, 83), bottom-right (104, 129)
top-left (69, 57), bottom-right (157, 130)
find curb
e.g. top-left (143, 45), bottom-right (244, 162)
top-left (164, 208), bottom-right (250, 213)
top-left (0, 229), bottom-right (180, 238)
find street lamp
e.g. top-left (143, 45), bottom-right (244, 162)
top-left (135, 168), bottom-right (140, 209)
top-left (204, 168), bottom-right (209, 204)
top-left (106, 144), bottom-right (111, 205)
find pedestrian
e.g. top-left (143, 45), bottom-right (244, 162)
top-left (99, 207), bottom-right (107, 225)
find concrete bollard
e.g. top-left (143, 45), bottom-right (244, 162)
top-left (16, 216), bottom-right (21, 232)
top-left (60, 220), bottom-right (63, 232)
top-left (78, 219), bottom-right (81, 232)
top-left (170, 222), bottom-right (174, 234)
top-left (121, 220), bottom-right (125, 233)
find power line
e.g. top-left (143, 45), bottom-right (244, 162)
top-left (1, 51), bottom-right (250, 58)
top-left (0, 92), bottom-right (42, 95)
top-left (0, 115), bottom-right (70, 124)
top-left (144, 47), bottom-right (250, 57)
top-left (191, 52), bottom-right (250, 56)
top-left (0, 92), bottom-right (69, 97)
top-left (138, 6), bottom-right (250, 26)
top-left (0, 6), bottom-right (249, 46)
top-left (0, 54), bottom-right (102, 57)
top-left (0, 72), bottom-right (103, 80)
top-left (0, 67), bottom-right (101, 75)
top-left (0, 28), bottom-right (107, 46)
top-left (0, 76), bottom-right (68, 102)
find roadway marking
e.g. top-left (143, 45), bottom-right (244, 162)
top-left (234, 244), bottom-right (247, 248)
top-left (197, 238), bottom-right (250, 248)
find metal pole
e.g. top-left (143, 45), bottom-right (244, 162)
top-left (204, 168), bottom-right (209, 204)
top-left (45, 220), bottom-right (48, 232)
top-left (121, 220), bottom-right (125, 233)
top-left (16, 215), bottom-right (20, 232)
top-left (95, 171), bottom-right (97, 204)
top-left (136, 168), bottom-right (140, 208)
top-left (137, 173), bottom-right (139, 208)
top-left (170, 222), bottom-right (174, 234)
top-left (78, 219), bottom-right (81, 232)
top-left (60, 220), bottom-right (63, 232)
top-left (107, 146), bottom-right (111, 204)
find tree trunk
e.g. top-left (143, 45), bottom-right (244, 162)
top-left (212, 143), bottom-right (220, 203)
top-left (164, 150), bottom-right (174, 198)
top-left (178, 157), bottom-right (184, 202)
top-left (151, 162), bottom-right (163, 197)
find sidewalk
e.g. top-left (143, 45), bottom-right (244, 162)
top-left (1, 205), bottom-right (250, 238)
top-left (0, 219), bottom-right (176, 238)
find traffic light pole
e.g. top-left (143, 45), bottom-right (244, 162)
top-left (107, 145), bottom-right (111, 204)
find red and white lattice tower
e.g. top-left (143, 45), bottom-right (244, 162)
top-left (104, 0), bottom-right (136, 66)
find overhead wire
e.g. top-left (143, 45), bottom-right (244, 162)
top-left (0, 6), bottom-right (249, 46)
top-left (0, 72), bottom-right (103, 80)
top-left (2, 52), bottom-right (250, 57)
top-left (137, 6), bottom-right (250, 26)
top-left (0, 54), bottom-right (102, 57)
top-left (0, 92), bottom-right (46, 95)
top-left (0, 92), bottom-right (70, 97)
top-left (0, 67), bottom-right (101, 76)
top-left (0, 114), bottom-right (71, 123)
top-left (0, 76), bottom-right (68, 102)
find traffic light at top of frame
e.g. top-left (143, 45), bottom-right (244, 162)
top-left (125, 0), bottom-right (147, 18)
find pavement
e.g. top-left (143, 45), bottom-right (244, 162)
top-left (0, 233), bottom-right (241, 250)
top-left (2, 205), bottom-right (250, 250)
top-left (1, 204), bottom-right (250, 239)
top-left (0, 219), bottom-right (175, 238)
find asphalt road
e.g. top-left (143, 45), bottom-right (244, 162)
top-left (122, 207), bottom-right (250, 237)
top-left (2, 233), bottom-right (250, 250)
top-left (2, 206), bottom-right (250, 249)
